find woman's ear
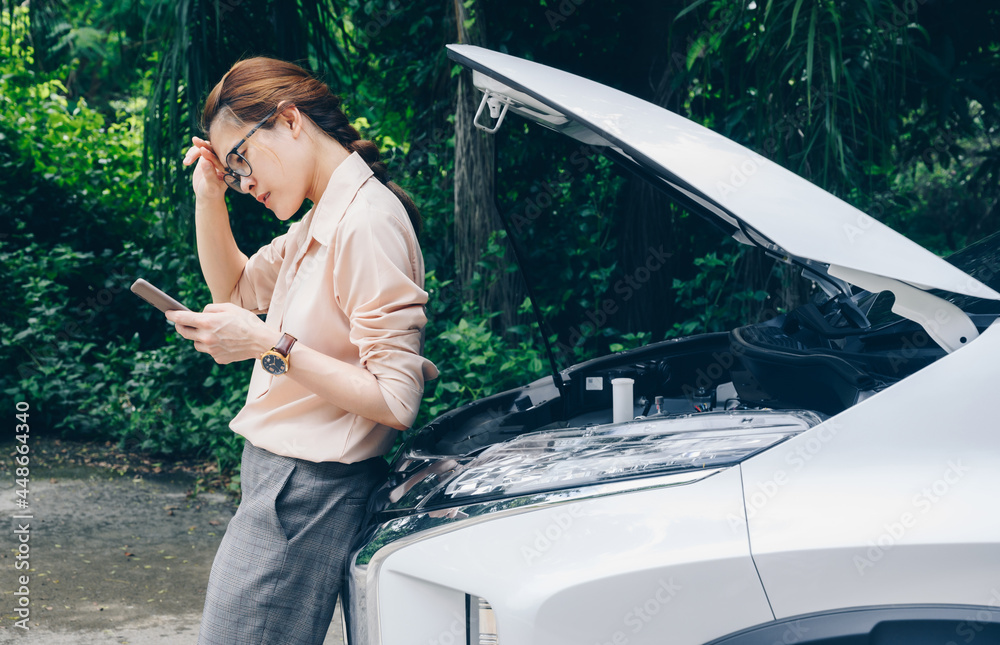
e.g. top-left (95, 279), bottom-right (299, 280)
top-left (278, 105), bottom-right (304, 138)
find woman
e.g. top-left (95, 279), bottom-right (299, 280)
top-left (166, 57), bottom-right (438, 645)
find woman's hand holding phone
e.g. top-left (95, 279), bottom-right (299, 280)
top-left (166, 303), bottom-right (280, 365)
top-left (131, 280), bottom-right (277, 364)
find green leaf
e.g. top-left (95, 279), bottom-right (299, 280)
top-left (787, 0), bottom-right (806, 47)
top-left (674, 0), bottom-right (712, 22)
top-left (806, 4), bottom-right (817, 111)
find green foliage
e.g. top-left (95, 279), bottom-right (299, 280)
top-left (5, 0), bottom-right (1000, 478)
top-left (414, 246), bottom-right (550, 430)
top-left (0, 9), bottom-right (247, 471)
top-left (675, 0), bottom-right (1000, 244)
top-left (667, 244), bottom-right (775, 338)
top-left (420, 312), bottom-right (547, 424)
top-left (19, 0), bottom-right (161, 108)
top-left (1, 10), bottom-right (145, 428)
top-left (493, 132), bottom-right (634, 364)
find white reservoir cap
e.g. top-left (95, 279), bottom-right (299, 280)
top-left (611, 377), bottom-right (635, 424)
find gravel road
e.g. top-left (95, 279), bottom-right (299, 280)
top-left (0, 437), bottom-right (346, 644)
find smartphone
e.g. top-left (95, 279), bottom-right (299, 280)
top-left (130, 278), bottom-right (191, 314)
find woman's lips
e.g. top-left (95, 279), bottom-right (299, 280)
top-left (258, 191), bottom-right (271, 207)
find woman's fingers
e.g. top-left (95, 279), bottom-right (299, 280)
top-left (192, 137), bottom-right (223, 161)
top-left (197, 156), bottom-right (224, 181)
top-left (182, 145), bottom-right (201, 166)
top-left (185, 137), bottom-right (225, 165)
top-left (183, 141), bottom-right (228, 179)
top-left (183, 137), bottom-right (231, 199)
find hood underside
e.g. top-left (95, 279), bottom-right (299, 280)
top-left (446, 44), bottom-right (1000, 305)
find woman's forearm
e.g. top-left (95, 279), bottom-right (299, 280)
top-left (195, 194), bottom-right (249, 303)
top-left (286, 342), bottom-right (405, 430)
top-left (256, 327), bottom-right (405, 430)
top-left (169, 304), bottom-right (409, 431)
top-left (247, 327), bottom-right (402, 429)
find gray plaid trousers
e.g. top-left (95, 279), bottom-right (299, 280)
top-left (198, 440), bottom-right (388, 645)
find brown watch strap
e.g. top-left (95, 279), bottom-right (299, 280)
top-left (274, 333), bottom-right (297, 357)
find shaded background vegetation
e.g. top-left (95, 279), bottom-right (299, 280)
top-left (2, 0), bottom-right (998, 472)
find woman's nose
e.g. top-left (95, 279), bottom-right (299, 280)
top-left (240, 174), bottom-right (255, 194)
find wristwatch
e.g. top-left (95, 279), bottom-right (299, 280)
top-left (260, 333), bottom-right (297, 376)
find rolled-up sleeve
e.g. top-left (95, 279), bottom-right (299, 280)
top-left (332, 201), bottom-right (435, 429)
top-left (228, 229), bottom-right (294, 313)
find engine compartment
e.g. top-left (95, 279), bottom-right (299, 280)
top-left (412, 308), bottom-right (959, 458)
top-left (372, 311), bottom-right (985, 515)
top-left (402, 211), bottom-right (1000, 463)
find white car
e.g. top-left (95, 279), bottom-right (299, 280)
top-left (344, 44), bottom-right (1000, 645)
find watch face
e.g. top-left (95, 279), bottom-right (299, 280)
top-left (261, 353), bottom-right (287, 375)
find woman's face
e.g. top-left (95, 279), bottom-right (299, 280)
top-left (209, 109), bottom-right (313, 221)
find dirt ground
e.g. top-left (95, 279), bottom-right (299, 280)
top-left (0, 437), bottom-right (345, 644)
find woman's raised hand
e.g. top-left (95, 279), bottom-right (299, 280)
top-left (183, 136), bottom-right (229, 200)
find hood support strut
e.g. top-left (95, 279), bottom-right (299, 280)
top-left (487, 132), bottom-right (567, 397)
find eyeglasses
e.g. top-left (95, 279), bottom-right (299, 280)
top-left (222, 106), bottom-right (278, 193)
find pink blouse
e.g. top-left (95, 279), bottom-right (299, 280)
top-left (226, 152), bottom-right (438, 463)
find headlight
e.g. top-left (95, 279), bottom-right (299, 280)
top-left (416, 409), bottom-right (822, 509)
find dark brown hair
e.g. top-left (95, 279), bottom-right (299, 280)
top-left (201, 57), bottom-right (420, 232)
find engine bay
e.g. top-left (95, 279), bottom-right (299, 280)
top-left (415, 308), bottom-right (958, 457)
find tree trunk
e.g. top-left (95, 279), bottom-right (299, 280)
top-left (453, 0), bottom-right (524, 331)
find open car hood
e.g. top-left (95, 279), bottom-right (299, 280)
top-left (447, 44), bottom-right (1000, 354)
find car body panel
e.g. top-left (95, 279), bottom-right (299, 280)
top-left (343, 46), bottom-right (1000, 645)
top-left (376, 467), bottom-right (773, 645)
top-left (741, 319), bottom-right (1000, 618)
top-left (446, 44), bottom-right (1000, 302)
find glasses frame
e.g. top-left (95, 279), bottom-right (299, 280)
top-left (222, 106), bottom-right (278, 193)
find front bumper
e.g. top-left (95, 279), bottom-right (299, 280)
top-left (346, 466), bottom-right (774, 645)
